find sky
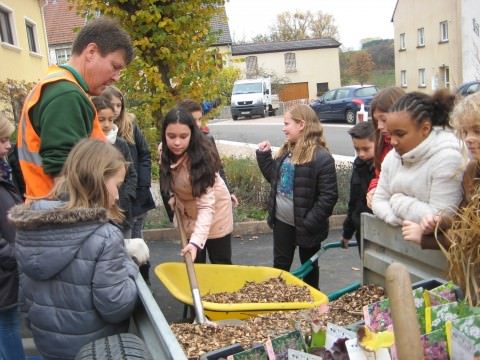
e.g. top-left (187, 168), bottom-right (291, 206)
top-left (225, 0), bottom-right (398, 50)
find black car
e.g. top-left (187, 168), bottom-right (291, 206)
top-left (310, 85), bottom-right (378, 124)
top-left (457, 80), bottom-right (480, 96)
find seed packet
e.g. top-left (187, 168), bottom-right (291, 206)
top-left (264, 330), bottom-right (306, 360)
top-left (420, 328), bottom-right (448, 360)
top-left (449, 315), bottom-right (480, 360)
top-left (229, 345), bottom-right (268, 360)
top-left (424, 281), bottom-right (458, 307)
top-left (287, 349), bottom-right (322, 360)
top-left (430, 281), bottom-right (458, 303)
top-left (412, 287), bottom-right (427, 333)
top-left (345, 338), bottom-right (391, 360)
top-left (424, 290), bottom-right (453, 307)
top-left (364, 288), bottom-right (425, 333)
top-left (412, 287), bottom-right (425, 309)
top-left (325, 323), bottom-right (356, 350)
top-left (425, 301), bottom-right (480, 333)
top-left (363, 298), bottom-right (392, 332)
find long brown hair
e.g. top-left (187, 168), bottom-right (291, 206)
top-left (370, 87), bottom-right (405, 170)
top-left (277, 104), bottom-right (329, 164)
top-left (53, 139), bottom-right (126, 222)
top-left (160, 107), bottom-right (221, 197)
top-left (101, 85), bottom-right (135, 144)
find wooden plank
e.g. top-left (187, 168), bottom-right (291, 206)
top-left (361, 213), bottom-right (448, 287)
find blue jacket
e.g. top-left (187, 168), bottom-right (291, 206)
top-left (9, 200), bottom-right (139, 360)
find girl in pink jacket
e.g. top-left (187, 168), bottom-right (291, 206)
top-left (160, 107), bottom-right (233, 263)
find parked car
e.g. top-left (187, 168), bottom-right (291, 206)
top-left (457, 80), bottom-right (480, 96)
top-left (310, 85), bottom-right (378, 124)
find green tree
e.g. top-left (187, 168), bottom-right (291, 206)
top-left (72, 0), bottom-right (227, 131)
top-left (0, 79), bottom-right (35, 125)
top-left (216, 66), bottom-right (241, 99)
top-left (339, 50), bottom-right (354, 85)
top-left (251, 10), bottom-right (339, 43)
top-left (362, 39), bottom-right (394, 70)
top-left (346, 51), bottom-right (375, 85)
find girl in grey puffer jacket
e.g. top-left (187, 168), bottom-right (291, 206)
top-left (9, 139), bottom-right (140, 360)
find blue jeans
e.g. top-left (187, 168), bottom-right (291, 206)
top-left (131, 215), bottom-right (146, 238)
top-left (0, 306), bottom-right (26, 360)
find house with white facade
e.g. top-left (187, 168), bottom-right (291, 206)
top-left (392, 0), bottom-right (480, 93)
top-left (231, 38), bottom-right (341, 101)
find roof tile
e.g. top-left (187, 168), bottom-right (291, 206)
top-left (44, 0), bottom-right (86, 46)
top-left (232, 38), bottom-right (341, 56)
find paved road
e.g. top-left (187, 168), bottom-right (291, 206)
top-left (148, 229), bottom-right (362, 324)
top-left (209, 116), bottom-right (356, 157)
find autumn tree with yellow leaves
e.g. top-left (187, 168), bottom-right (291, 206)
top-left (71, 0), bottom-right (231, 130)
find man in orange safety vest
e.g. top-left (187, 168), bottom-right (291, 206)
top-left (17, 17), bottom-right (133, 200)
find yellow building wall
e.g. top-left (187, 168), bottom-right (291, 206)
top-left (393, 0), bottom-right (461, 93)
top-left (0, 0), bottom-right (49, 83)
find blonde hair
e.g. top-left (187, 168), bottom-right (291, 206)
top-left (450, 92), bottom-right (480, 137)
top-left (101, 85), bottom-right (135, 144)
top-left (0, 113), bottom-right (14, 139)
top-left (0, 114), bottom-right (14, 160)
top-left (53, 139), bottom-right (126, 222)
top-left (277, 104), bottom-right (329, 164)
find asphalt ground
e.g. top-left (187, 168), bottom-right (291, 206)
top-left (147, 228), bottom-right (362, 324)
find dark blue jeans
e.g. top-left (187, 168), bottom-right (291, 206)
top-left (131, 215), bottom-right (146, 238)
top-left (0, 306), bottom-right (25, 360)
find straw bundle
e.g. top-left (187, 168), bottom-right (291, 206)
top-left (440, 192), bottom-right (480, 306)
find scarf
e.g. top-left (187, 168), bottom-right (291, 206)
top-left (0, 158), bottom-right (13, 184)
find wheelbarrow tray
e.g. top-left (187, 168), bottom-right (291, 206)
top-left (155, 262), bottom-right (328, 320)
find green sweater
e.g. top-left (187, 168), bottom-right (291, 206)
top-left (30, 65), bottom-right (95, 176)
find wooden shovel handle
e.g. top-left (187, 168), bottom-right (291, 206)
top-left (385, 263), bottom-right (423, 360)
top-left (174, 208), bottom-right (201, 300)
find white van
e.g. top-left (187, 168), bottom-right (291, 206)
top-left (230, 78), bottom-right (278, 120)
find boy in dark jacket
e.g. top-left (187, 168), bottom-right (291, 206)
top-left (342, 121), bottom-right (375, 255)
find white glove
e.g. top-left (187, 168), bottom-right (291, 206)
top-left (124, 238), bottom-right (150, 265)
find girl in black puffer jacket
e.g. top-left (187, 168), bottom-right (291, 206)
top-left (256, 104), bottom-right (338, 289)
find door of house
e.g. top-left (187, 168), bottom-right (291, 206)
top-left (278, 82), bottom-right (309, 102)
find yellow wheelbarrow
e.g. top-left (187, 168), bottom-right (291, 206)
top-left (155, 262), bottom-right (328, 321)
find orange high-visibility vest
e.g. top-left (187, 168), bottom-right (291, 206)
top-left (17, 65), bottom-right (106, 199)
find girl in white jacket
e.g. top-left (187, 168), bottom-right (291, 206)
top-left (372, 90), bottom-right (465, 226)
